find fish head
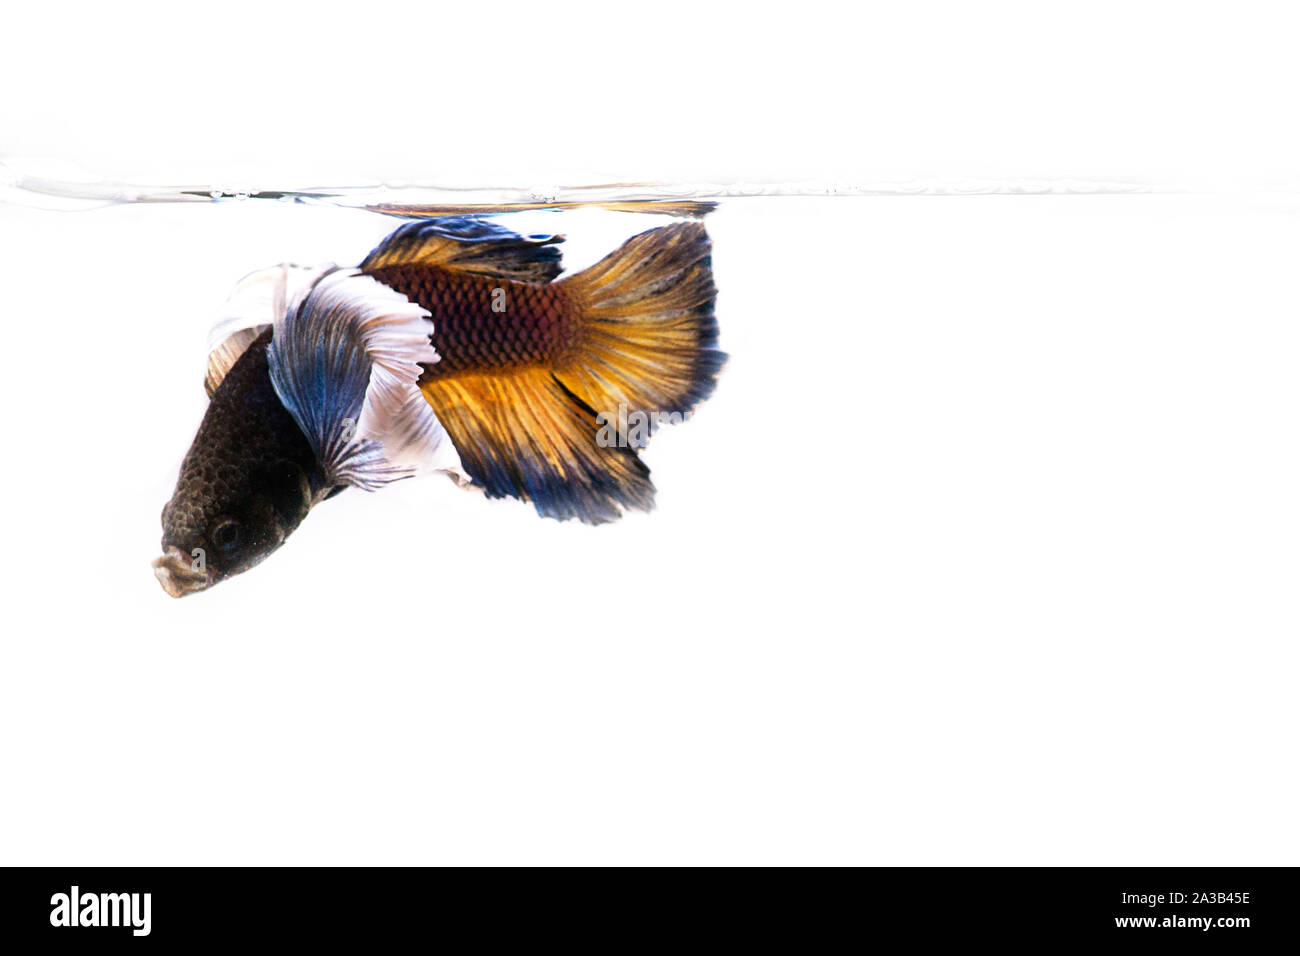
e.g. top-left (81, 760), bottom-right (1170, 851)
top-left (155, 457), bottom-right (315, 597)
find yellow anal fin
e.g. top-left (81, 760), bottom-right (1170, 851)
top-left (422, 368), bottom-right (653, 524)
top-left (361, 216), bottom-right (563, 283)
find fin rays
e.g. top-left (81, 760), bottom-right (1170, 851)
top-left (422, 370), bottom-right (653, 523)
top-left (360, 216), bottom-right (564, 283)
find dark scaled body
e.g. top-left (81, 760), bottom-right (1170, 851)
top-left (366, 264), bottom-right (582, 379)
top-left (155, 330), bottom-right (329, 595)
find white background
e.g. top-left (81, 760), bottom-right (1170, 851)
top-left (2, 2), bottom-right (1299, 865)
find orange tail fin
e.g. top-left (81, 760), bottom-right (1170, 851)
top-left (555, 221), bottom-right (723, 436)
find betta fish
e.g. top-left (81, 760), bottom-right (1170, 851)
top-left (153, 218), bottom-right (724, 596)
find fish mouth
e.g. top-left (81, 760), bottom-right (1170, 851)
top-left (152, 547), bottom-right (213, 598)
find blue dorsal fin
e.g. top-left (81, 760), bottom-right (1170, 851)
top-left (360, 217), bottom-right (565, 283)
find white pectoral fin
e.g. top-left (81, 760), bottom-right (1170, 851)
top-left (205, 263), bottom-right (330, 396)
top-left (265, 268), bottom-right (468, 490)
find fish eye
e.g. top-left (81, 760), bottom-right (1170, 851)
top-left (211, 519), bottom-right (241, 551)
